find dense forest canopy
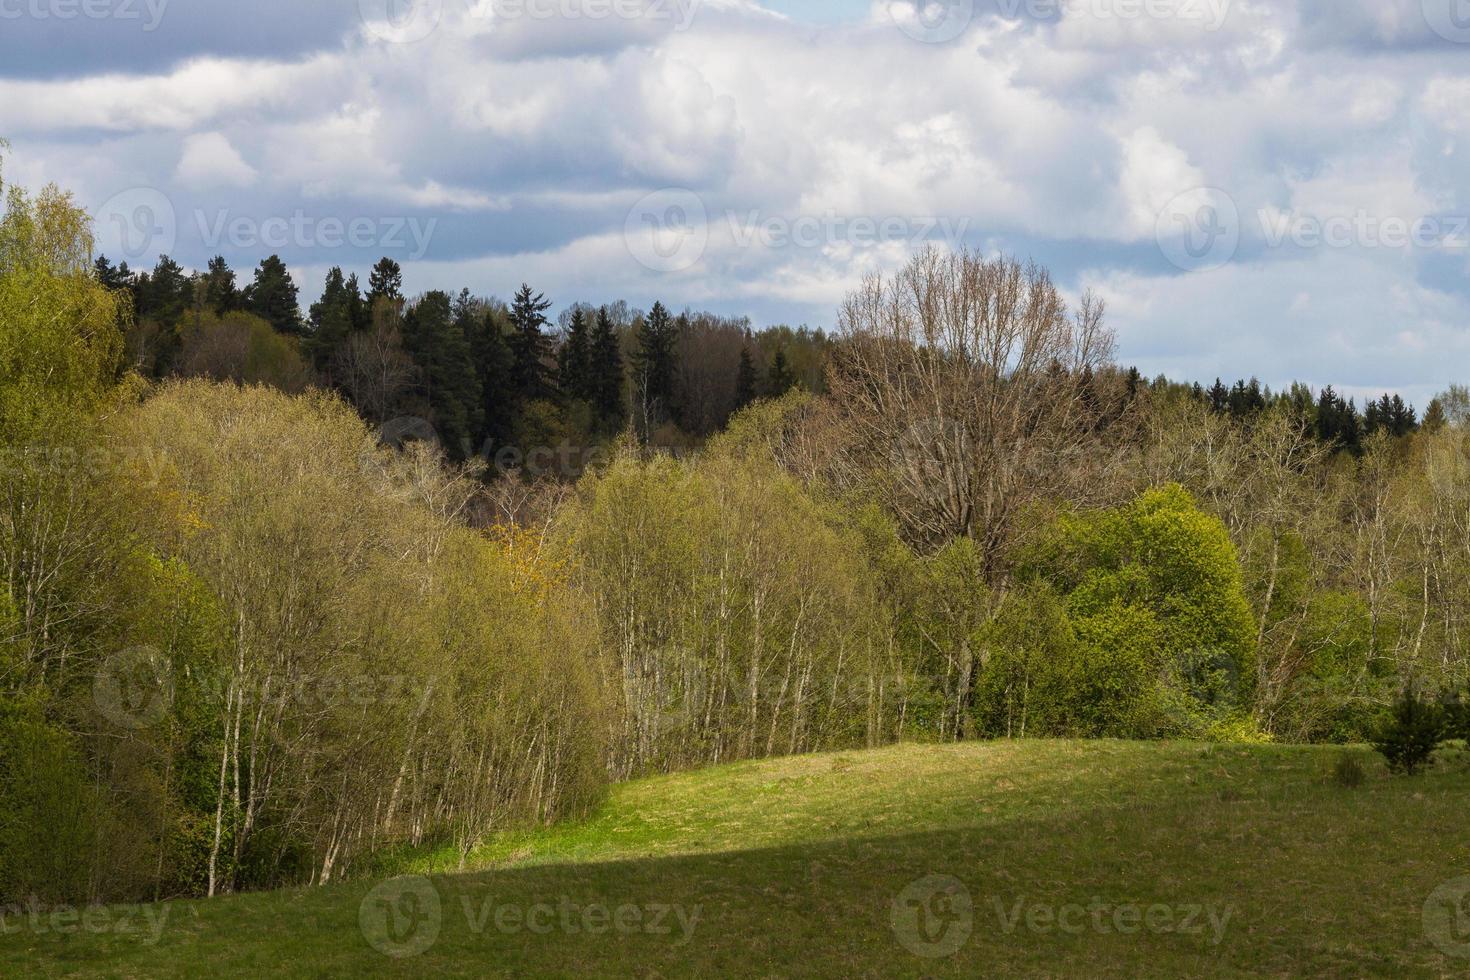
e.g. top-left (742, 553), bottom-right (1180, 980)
top-left (4, 164), bottom-right (1469, 908)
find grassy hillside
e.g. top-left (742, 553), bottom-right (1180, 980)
top-left (5, 740), bottom-right (1470, 977)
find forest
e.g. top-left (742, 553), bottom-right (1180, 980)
top-left (5, 163), bottom-right (1470, 910)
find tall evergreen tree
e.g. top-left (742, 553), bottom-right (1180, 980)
top-left (244, 255), bottom-right (302, 335)
top-left (93, 254), bottom-right (132, 291)
top-left (767, 346), bottom-right (797, 397)
top-left (591, 305), bottom-right (625, 432)
top-left (734, 343), bottom-right (758, 410)
top-left (203, 256), bottom-right (240, 314)
top-left (468, 303), bottom-right (516, 453)
top-left (368, 257), bottom-right (403, 303)
top-left (633, 301), bottom-right (679, 426)
top-left (508, 283), bottom-right (554, 403)
top-left (1207, 378), bottom-right (1229, 414)
top-left (402, 289), bottom-right (482, 459)
top-left (307, 267), bottom-right (359, 377)
top-left (558, 307), bottom-right (594, 403)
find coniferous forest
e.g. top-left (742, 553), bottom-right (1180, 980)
top-left (7, 164), bottom-right (1470, 913)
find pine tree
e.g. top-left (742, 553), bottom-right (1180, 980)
top-left (244, 255), bottom-right (302, 334)
top-left (468, 304), bottom-right (515, 453)
top-left (591, 305), bottom-right (625, 432)
top-left (307, 267), bottom-right (359, 377)
top-left (1207, 378), bottom-right (1229, 414)
top-left (558, 307), bottom-right (594, 403)
top-left (1423, 398), bottom-right (1448, 434)
top-left (93, 254), bottom-right (132, 291)
top-left (734, 343), bottom-right (758, 410)
top-left (203, 256), bottom-right (239, 314)
top-left (508, 283), bottom-right (554, 404)
top-left (368, 257), bottom-right (403, 303)
top-left (403, 289), bottom-right (482, 459)
top-left (633, 301), bottom-right (680, 429)
top-left (767, 346), bottom-right (797, 397)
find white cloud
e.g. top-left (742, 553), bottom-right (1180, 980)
top-left (176, 133), bottom-right (259, 189)
top-left (1, 0), bottom-right (1466, 397)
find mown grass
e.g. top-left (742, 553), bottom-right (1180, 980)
top-left (5, 740), bottom-right (1470, 977)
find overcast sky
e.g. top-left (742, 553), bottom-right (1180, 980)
top-left (3, 0), bottom-right (1469, 405)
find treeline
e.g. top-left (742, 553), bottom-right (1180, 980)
top-left (6, 168), bottom-right (1470, 910)
top-left (95, 251), bottom-right (828, 467)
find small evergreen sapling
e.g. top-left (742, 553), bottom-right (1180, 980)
top-left (1371, 689), bottom-right (1445, 775)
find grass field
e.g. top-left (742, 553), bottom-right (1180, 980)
top-left (5, 740), bottom-right (1470, 977)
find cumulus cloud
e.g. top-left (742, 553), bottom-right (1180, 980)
top-left (176, 133), bottom-right (258, 189)
top-left (1, 0), bottom-right (1466, 401)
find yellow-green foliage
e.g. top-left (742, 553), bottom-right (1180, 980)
top-left (0, 180), bottom-right (125, 444)
top-left (557, 396), bottom-right (908, 778)
top-left (978, 485), bottom-right (1257, 738)
top-left (113, 381), bottom-right (607, 889)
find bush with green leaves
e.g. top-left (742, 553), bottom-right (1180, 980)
top-left (1371, 689), bottom-right (1445, 775)
top-left (976, 484), bottom-right (1258, 739)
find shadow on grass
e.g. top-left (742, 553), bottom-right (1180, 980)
top-left (9, 760), bottom-right (1467, 979)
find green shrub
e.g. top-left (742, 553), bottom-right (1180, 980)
top-left (1371, 690), bottom-right (1445, 775)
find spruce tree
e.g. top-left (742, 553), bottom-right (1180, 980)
top-left (468, 304), bottom-right (516, 453)
top-left (403, 289), bottom-right (482, 459)
top-left (634, 301), bottom-right (679, 426)
top-left (767, 346), bottom-right (797, 397)
top-left (307, 267), bottom-right (358, 376)
top-left (734, 343), bottom-right (758, 410)
top-left (203, 256), bottom-right (239, 314)
top-left (558, 307), bottom-right (593, 403)
top-left (244, 255), bottom-right (302, 335)
top-left (368, 257), bottom-right (403, 303)
top-left (508, 283), bottom-right (554, 403)
top-left (591, 305), bottom-right (625, 432)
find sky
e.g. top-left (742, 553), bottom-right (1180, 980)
top-left (3, 0), bottom-right (1469, 406)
